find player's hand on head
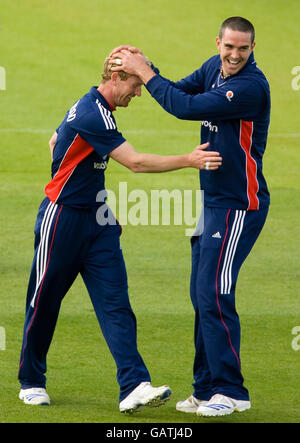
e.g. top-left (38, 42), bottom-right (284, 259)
top-left (109, 45), bottom-right (143, 57)
top-left (109, 51), bottom-right (148, 76)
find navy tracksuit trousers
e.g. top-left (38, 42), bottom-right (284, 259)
top-left (18, 197), bottom-right (150, 401)
top-left (190, 206), bottom-right (268, 401)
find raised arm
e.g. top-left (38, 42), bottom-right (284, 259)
top-left (110, 50), bottom-right (266, 121)
top-left (109, 47), bottom-right (205, 94)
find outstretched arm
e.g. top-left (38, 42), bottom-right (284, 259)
top-left (109, 141), bottom-right (222, 173)
top-left (110, 48), bottom-right (265, 121)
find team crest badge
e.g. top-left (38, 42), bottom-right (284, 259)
top-left (226, 90), bottom-right (234, 101)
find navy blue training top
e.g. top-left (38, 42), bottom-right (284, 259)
top-left (45, 87), bottom-right (125, 207)
top-left (146, 53), bottom-right (271, 210)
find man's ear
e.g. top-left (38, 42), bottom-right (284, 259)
top-left (111, 72), bottom-right (120, 84)
top-left (216, 36), bottom-right (221, 51)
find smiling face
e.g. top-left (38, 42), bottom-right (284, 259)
top-left (113, 74), bottom-right (143, 107)
top-left (216, 28), bottom-right (255, 77)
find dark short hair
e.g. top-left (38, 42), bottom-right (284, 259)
top-left (219, 16), bottom-right (255, 44)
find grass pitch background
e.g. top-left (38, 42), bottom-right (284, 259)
top-left (0, 0), bottom-right (299, 423)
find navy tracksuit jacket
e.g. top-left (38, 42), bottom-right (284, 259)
top-left (146, 52), bottom-right (270, 400)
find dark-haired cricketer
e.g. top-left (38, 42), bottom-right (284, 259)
top-left (110, 16), bottom-right (271, 415)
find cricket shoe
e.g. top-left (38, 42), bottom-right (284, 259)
top-left (176, 395), bottom-right (208, 413)
top-left (119, 382), bottom-right (171, 414)
top-left (196, 394), bottom-right (251, 417)
top-left (19, 388), bottom-right (50, 405)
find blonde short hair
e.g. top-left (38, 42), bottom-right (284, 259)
top-left (101, 57), bottom-right (131, 82)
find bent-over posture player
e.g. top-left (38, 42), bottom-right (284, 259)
top-left (18, 56), bottom-right (222, 413)
top-left (110, 16), bottom-right (271, 416)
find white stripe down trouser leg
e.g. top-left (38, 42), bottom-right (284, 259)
top-left (220, 210), bottom-right (246, 295)
top-left (30, 202), bottom-right (58, 308)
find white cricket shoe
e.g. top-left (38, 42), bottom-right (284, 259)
top-left (119, 382), bottom-right (171, 414)
top-left (176, 395), bottom-right (208, 413)
top-left (19, 388), bottom-right (50, 405)
top-left (196, 393), bottom-right (251, 417)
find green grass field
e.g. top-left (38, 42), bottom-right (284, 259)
top-left (1, 0), bottom-right (300, 424)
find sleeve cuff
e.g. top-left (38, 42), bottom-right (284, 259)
top-left (145, 74), bottom-right (163, 93)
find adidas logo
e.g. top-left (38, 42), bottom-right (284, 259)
top-left (206, 403), bottom-right (231, 411)
top-left (212, 232), bottom-right (221, 239)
